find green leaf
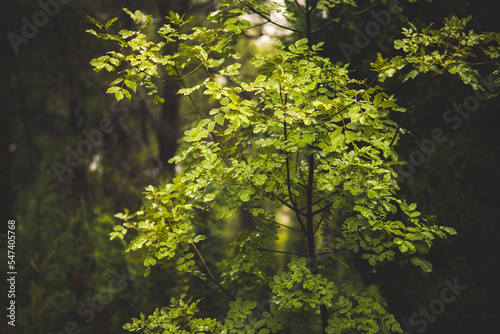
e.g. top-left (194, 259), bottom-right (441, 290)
top-left (106, 86), bottom-right (120, 94)
top-left (295, 38), bottom-right (308, 47)
top-left (123, 89), bottom-right (132, 100)
top-left (419, 258), bottom-right (433, 272)
top-left (393, 238), bottom-right (404, 245)
top-left (404, 69), bottom-right (419, 82)
top-left (330, 127), bottom-right (344, 149)
top-left (115, 90), bottom-right (124, 101)
top-left (239, 190), bottom-right (251, 202)
top-left (412, 257), bottom-right (433, 272)
top-left (364, 124), bottom-right (374, 137)
top-left (110, 78), bottom-right (124, 86)
top-left (214, 113), bottom-right (225, 125)
top-left (442, 227), bottom-right (457, 235)
top-left (144, 257), bottom-right (157, 266)
top-left (345, 217), bottom-right (358, 232)
top-left (90, 59), bottom-right (104, 68)
top-left (104, 17), bottom-right (119, 30)
top-left (124, 79), bottom-right (137, 93)
top-left (86, 15), bottom-right (103, 29)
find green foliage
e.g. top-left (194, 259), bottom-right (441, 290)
top-left (123, 298), bottom-right (218, 333)
top-left (88, 1), bottom-right (499, 333)
top-left (372, 16), bottom-right (500, 91)
top-left (328, 280), bottom-right (401, 334)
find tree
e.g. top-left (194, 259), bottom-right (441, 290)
top-left (88, 0), bottom-right (499, 333)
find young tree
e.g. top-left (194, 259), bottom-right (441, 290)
top-left (88, 0), bottom-right (499, 332)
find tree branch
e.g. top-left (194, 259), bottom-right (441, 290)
top-left (311, 202), bottom-right (333, 216)
top-left (283, 91), bottom-right (307, 234)
top-left (294, 0), bottom-right (306, 14)
top-left (258, 246), bottom-right (305, 257)
top-left (237, 0), bottom-right (306, 35)
top-left (190, 242), bottom-right (235, 300)
top-left (313, 215), bottom-right (325, 234)
top-left (311, 0), bottom-right (383, 35)
top-left (272, 220), bottom-right (303, 232)
top-left (389, 76), bottom-right (430, 147)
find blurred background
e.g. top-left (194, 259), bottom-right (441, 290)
top-left (1, 0), bottom-right (499, 333)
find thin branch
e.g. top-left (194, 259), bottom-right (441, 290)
top-left (311, 0), bottom-right (382, 35)
top-left (328, 306), bottom-right (347, 316)
top-left (174, 66), bottom-right (206, 120)
top-left (316, 250), bottom-right (335, 256)
top-left (298, 195), bottom-right (329, 211)
top-left (464, 59), bottom-right (496, 66)
top-left (138, 62), bottom-right (204, 81)
top-left (311, 202), bottom-right (333, 216)
top-left (272, 220), bottom-right (303, 232)
top-left (313, 215), bottom-right (325, 234)
top-left (272, 193), bottom-right (306, 213)
top-left (175, 62), bottom-right (203, 80)
top-left (291, 191), bottom-right (308, 229)
top-left (294, 0), bottom-right (307, 14)
top-left (309, 0), bottom-right (320, 13)
top-left (283, 95), bottom-right (307, 233)
top-left (248, 21), bottom-right (268, 30)
top-left (258, 246), bottom-right (305, 257)
top-left (389, 76), bottom-right (430, 147)
top-left (305, 0), bottom-right (312, 43)
top-left (319, 99), bottom-right (357, 121)
top-left (298, 182), bottom-right (308, 190)
top-left (344, 0), bottom-right (383, 17)
top-left (306, 154), bottom-right (315, 236)
top-left (187, 91), bottom-right (207, 120)
top-left (190, 242), bottom-right (235, 300)
top-left (237, 0), bottom-right (306, 35)
top-left (167, 217), bottom-right (233, 301)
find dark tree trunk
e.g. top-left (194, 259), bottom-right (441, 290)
top-left (153, 0), bottom-right (191, 173)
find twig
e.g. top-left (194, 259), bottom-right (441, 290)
top-left (237, 0), bottom-right (306, 35)
top-left (389, 76), bottom-right (430, 147)
top-left (311, 0), bottom-right (383, 35)
top-left (294, 0), bottom-right (307, 14)
top-left (190, 241), bottom-right (235, 300)
top-left (257, 246), bottom-right (304, 256)
top-left (272, 220), bottom-right (303, 232)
